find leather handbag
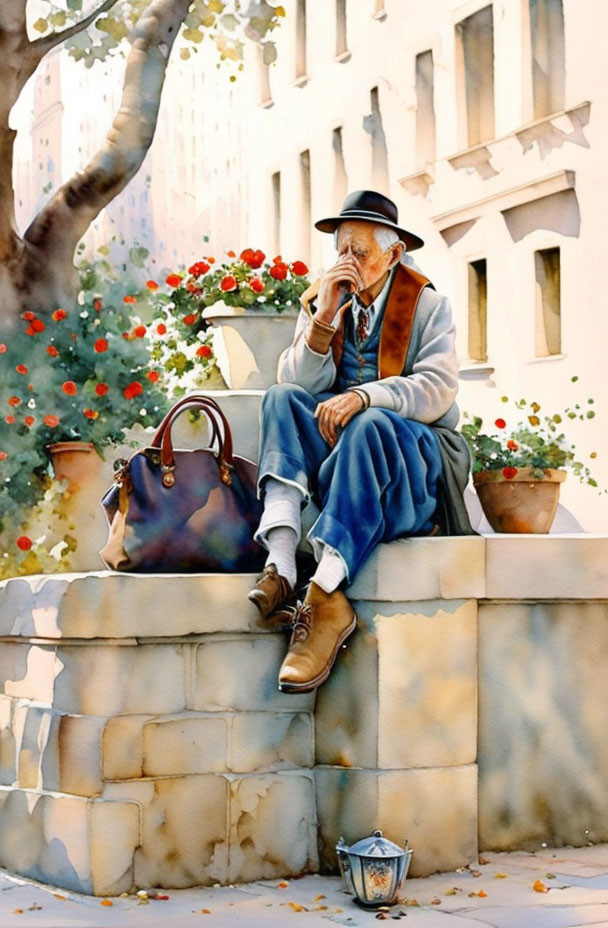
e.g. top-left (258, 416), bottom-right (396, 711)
top-left (99, 394), bottom-right (266, 573)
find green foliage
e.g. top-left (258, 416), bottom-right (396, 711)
top-left (461, 388), bottom-right (602, 489)
top-left (32, 0), bottom-right (284, 74)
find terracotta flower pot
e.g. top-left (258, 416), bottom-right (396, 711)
top-left (47, 441), bottom-right (103, 491)
top-left (202, 304), bottom-right (298, 390)
top-left (473, 467), bottom-right (566, 533)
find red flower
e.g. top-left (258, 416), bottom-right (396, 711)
top-left (0, 452), bottom-right (6, 460)
top-left (273, 255), bottom-right (283, 264)
top-left (146, 280), bottom-right (159, 291)
top-left (123, 381), bottom-right (143, 400)
top-left (166, 274), bottom-right (182, 288)
top-left (22, 311), bottom-right (35, 321)
top-left (146, 371), bottom-right (160, 382)
top-left (25, 326), bottom-right (36, 336)
top-left (502, 466), bottom-right (518, 480)
top-left (196, 345), bottom-right (212, 358)
top-left (188, 261), bottom-right (210, 276)
top-left (44, 414), bottom-right (59, 427)
top-left (5, 416), bottom-right (15, 424)
top-left (156, 323), bottom-right (167, 335)
top-left (15, 365), bottom-right (28, 375)
top-left (495, 418), bottom-right (507, 429)
top-left (291, 261), bottom-right (309, 276)
top-left (270, 263), bottom-right (288, 280)
top-left (220, 275), bottom-right (238, 292)
top-left (123, 295), bottom-right (137, 304)
top-left (182, 314), bottom-right (197, 325)
top-left (24, 416), bottom-right (34, 427)
top-left (46, 345), bottom-right (59, 357)
top-left (52, 309), bottom-right (67, 321)
top-left (249, 277), bottom-right (265, 293)
top-left (16, 536), bottom-right (32, 551)
top-left (8, 396), bottom-right (20, 407)
top-left (134, 325), bottom-right (147, 338)
top-left (84, 408), bottom-right (99, 420)
top-left (94, 338), bottom-right (109, 353)
top-left (95, 383), bottom-right (109, 396)
top-left (0, 343), bottom-right (6, 353)
top-left (507, 439), bottom-right (519, 451)
top-left (28, 383), bottom-right (33, 391)
top-left (32, 319), bottom-right (45, 333)
top-left (93, 298), bottom-right (103, 311)
top-left (207, 257), bottom-right (216, 264)
top-left (226, 250), bottom-right (236, 258)
top-left (62, 381), bottom-right (78, 395)
top-left (241, 248), bottom-right (265, 269)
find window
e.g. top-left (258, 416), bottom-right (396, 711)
top-left (534, 247), bottom-right (561, 356)
top-left (530, 0), bottom-right (565, 119)
top-left (296, 0), bottom-right (307, 80)
top-left (456, 5), bottom-right (495, 147)
top-left (271, 171), bottom-right (281, 256)
top-left (257, 44), bottom-right (272, 106)
top-left (468, 259), bottom-right (488, 361)
top-left (367, 87), bottom-right (389, 190)
top-left (336, 0), bottom-right (348, 57)
top-left (415, 50), bottom-right (436, 168)
top-left (300, 151), bottom-right (311, 264)
top-left (333, 128), bottom-right (348, 210)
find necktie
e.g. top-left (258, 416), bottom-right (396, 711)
top-left (356, 303), bottom-right (370, 343)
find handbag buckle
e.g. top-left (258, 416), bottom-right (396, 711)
top-left (161, 463), bottom-right (176, 488)
top-left (219, 460), bottom-right (233, 486)
top-left (113, 458), bottom-right (129, 486)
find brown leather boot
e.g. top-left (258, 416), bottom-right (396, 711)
top-left (248, 563), bottom-right (293, 620)
top-left (278, 581), bottom-right (357, 692)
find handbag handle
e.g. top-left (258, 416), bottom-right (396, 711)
top-left (151, 395), bottom-right (235, 487)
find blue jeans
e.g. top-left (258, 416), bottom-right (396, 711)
top-left (257, 383), bottom-right (442, 580)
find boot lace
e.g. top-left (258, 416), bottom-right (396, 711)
top-left (290, 601), bottom-right (314, 642)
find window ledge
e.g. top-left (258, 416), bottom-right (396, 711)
top-left (293, 74), bottom-right (309, 88)
top-left (398, 169), bottom-right (435, 196)
top-left (372, 10), bottom-right (387, 20)
top-left (334, 49), bottom-right (351, 63)
top-left (459, 362), bottom-right (495, 380)
top-left (526, 353), bottom-right (567, 364)
top-left (259, 98), bottom-right (274, 110)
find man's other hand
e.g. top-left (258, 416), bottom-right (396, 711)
top-left (314, 392), bottom-right (365, 446)
top-left (314, 254), bottom-right (364, 324)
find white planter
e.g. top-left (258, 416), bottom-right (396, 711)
top-left (202, 304), bottom-right (298, 390)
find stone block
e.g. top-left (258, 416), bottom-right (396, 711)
top-left (0, 571), bottom-right (264, 640)
top-left (102, 715), bottom-right (154, 781)
top-left (191, 637), bottom-right (315, 713)
top-left (0, 786), bottom-right (140, 895)
top-left (315, 600), bottom-right (477, 770)
top-left (227, 771), bottom-right (319, 883)
top-left (347, 537), bottom-right (486, 602)
top-left (0, 695), bottom-right (15, 785)
top-left (53, 643), bottom-right (186, 716)
top-left (485, 534), bottom-right (608, 599)
top-left (315, 765), bottom-right (478, 878)
top-left (231, 712), bottom-right (314, 772)
top-left (0, 642), bottom-right (57, 703)
top-left (143, 714), bottom-right (229, 776)
top-left (478, 601), bottom-right (608, 850)
top-left (105, 775), bottom-right (229, 888)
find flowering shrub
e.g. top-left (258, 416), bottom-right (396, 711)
top-left (152, 249), bottom-right (311, 351)
top-left (461, 379), bottom-right (601, 487)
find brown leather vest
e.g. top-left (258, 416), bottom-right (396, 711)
top-left (301, 263), bottom-right (432, 379)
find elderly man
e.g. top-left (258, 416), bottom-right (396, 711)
top-left (248, 190), bottom-right (474, 693)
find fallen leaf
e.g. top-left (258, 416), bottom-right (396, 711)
top-left (288, 902), bottom-right (307, 912)
top-left (13, 911), bottom-right (23, 915)
top-left (28, 904), bottom-right (42, 911)
top-left (155, 894), bottom-right (170, 900)
top-left (546, 872), bottom-right (556, 879)
top-left (533, 880), bottom-right (549, 893)
top-left (277, 881), bottom-right (289, 889)
top-left (202, 909), bottom-right (211, 914)
top-left (334, 908), bottom-right (343, 913)
top-left (478, 890), bottom-right (488, 898)
top-left (479, 856), bottom-right (491, 865)
top-left (444, 887), bottom-right (461, 896)
top-left (471, 869), bottom-right (481, 877)
top-left (100, 899), bottom-right (113, 906)
top-left (431, 897), bottom-right (441, 905)
top-left (53, 894), bottom-right (67, 901)
top-left (495, 873), bottom-right (508, 879)
top-left (313, 893), bottom-right (326, 901)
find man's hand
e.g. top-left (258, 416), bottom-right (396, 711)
top-left (314, 254), bottom-right (365, 325)
top-left (314, 391), bottom-right (366, 446)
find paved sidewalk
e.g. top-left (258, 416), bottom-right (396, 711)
top-left (3, 846), bottom-right (608, 928)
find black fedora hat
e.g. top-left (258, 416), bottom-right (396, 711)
top-left (314, 190), bottom-right (424, 251)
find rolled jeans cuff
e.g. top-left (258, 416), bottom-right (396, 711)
top-left (254, 499), bottom-right (302, 548)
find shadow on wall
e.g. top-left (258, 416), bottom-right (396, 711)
top-left (502, 188), bottom-right (580, 243)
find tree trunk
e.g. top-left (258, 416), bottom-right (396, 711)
top-left (0, 0), bottom-right (191, 332)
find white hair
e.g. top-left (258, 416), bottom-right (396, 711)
top-left (333, 223), bottom-right (403, 252)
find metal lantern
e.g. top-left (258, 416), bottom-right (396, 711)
top-left (336, 830), bottom-right (413, 908)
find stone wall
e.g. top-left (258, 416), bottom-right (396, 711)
top-left (0, 535), bottom-right (607, 894)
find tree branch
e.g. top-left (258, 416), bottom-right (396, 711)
top-left (30, 0), bottom-right (122, 57)
top-left (24, 0), bottom-right (191, 266)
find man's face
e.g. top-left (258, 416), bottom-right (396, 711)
top-left (336, 221), bottom-right (394, 293)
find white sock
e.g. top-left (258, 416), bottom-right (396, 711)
top-left (265, 526), bottom-right (298, 589)
top-left (312, 546), bottom-right (348, 594)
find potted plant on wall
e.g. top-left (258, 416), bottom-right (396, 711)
top-left (158, 249), bottom-right (311, 390)
top-left (461, 381), bottom-right (601, 533)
